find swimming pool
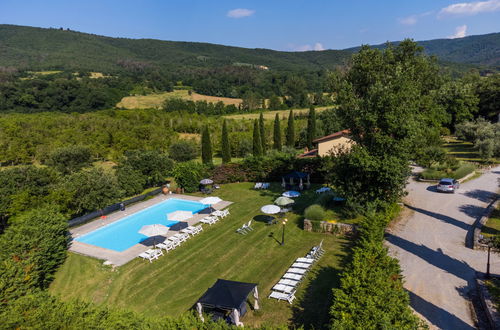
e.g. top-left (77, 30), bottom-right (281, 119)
top-left (75, 198), bottom-right (207, 252)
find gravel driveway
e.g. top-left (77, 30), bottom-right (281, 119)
top-left (386, 166), bottom-right (500, 329)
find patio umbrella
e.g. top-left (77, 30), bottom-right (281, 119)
top-left (260, 205), bottom-right (281, 215)
top-left (200, 179), bottom-right (214, 185)
top-left (167, 210), bottom-right (193, 221)
top-left (299, 178), bottom-right (303, 190)
top-left (139, 224), bottom-right (169, 247)
top-left (274, 197), bottom-right (294, 206)
top-left (169, 221), bottom-right (189, 231)
top-left (282, 191), bottom-right (300, 198)
top-left (281, 177), bottom-right (286, 188)
top-left (200, 196), bottom-right (222, 205)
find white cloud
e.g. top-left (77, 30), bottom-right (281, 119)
top-left (227, 8), bottom-right (255, 18)
top-left (440, 0), bottom-right (500, 16)
top-left (313, 43), bottom-right (325, 51)
top-left (289, 43), bottom-right (325, 52)
top-left (449, 25), bottom-right (468, 38)
top-left (399, 15), bottom-right (418, 25)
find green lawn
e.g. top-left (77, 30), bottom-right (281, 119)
top-left (49, 182), bottom-right (350, 328)
top-left (481, 206), bottom-right (500, 238)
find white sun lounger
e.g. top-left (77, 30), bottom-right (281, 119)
top-left (157, 241), bottom-right (175, 252)
top-left (291, 262), bottom-right (312, 269)
top-left (282, 273), bottom-right (303, 281)
top-left (287, 268), bottom-right (307, 275)
top-left (139, 249), bottom-right (163, 262)
top-left (278, 279), bottom-right (299, 287)
top-left (296, 257), bottom-right (315, 264)
top-left (268, 290), bottom-right (296, 304)
top-left (272, 284), bottom-right (295, 294)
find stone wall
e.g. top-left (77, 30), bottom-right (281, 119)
top-left (303, 219), bottom-right (357, 235)
top-left (473, 198), bottom-right (500, 251)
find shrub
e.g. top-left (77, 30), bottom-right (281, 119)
top-left (168, 140), bottom-right (198, 162)
top-left (172, 161), bottom-right (206, 192)
top-left (210, 163), bottom-right (246, 184)
top-left (304, 204), bottom-right (326, 221)
top-left (46, 145), bottom-right (92, 174)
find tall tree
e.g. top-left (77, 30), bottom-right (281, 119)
top-left (286, 110), bottom-right (295, 147)
top-left (306, 106), bottom-right (316, 149)
top-left (273, 113), bottom-right (282, 151)
top-left (201, 125), bottom-right (212, 165)
top-left (252, 120), bottom-right (263, 157)
top-left (221, 120), bottom-right (231, 163)
top-left (259, 112), bottom-right (266, 154)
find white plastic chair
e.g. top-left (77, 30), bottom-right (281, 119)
top-left (272, 284), bottom-right (295, 294)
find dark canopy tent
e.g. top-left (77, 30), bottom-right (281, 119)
top-left (282, 171), bottom-right (310, 190)
top-left (196, 279), bottom-right (259, 326)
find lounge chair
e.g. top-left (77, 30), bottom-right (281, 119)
top-left (200, 216), bottom-right (217, 225)
top-left (272, 284), bottom-right (295, 294)
top-left (168, 236), bottom-right (181, 247)
top-left (139, 249), bottom-right (163, 262)
top-left (236, 224), bottom-right (248, 235)
top-left (181, 226), bottom-right (198, 236)
top-left (278, 279), bottom-right (299, 287)
top-left (291, 262), bottom-right (312, 269)
top-left (296, 257), bottom-right (315, 264)
top-left (282, 273), bottom-right (303, 281)
top-left (287, 267), bottom-right (307, 275)
top-left (157, 241), bottom-right (175, 252)
top-left (268, 290), bottom-right (296, 304)
top-left (194, 224), bottom-right (203, 234)
top-left (254, 182), bottom-right (262, 189)
top-left (245, 220), bottom-right (253, 231)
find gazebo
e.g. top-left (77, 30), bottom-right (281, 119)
top-left (282, 171), bottom-right (310, 190)
top-left (196, 279), bottom-right (259, 326)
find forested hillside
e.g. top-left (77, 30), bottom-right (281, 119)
top-left (1, 24), bottom-right (499, 74)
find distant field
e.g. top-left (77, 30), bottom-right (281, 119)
top-left (224, 106), bottom-right (331, 120)
top-left (116, 90), bottom-right (242, 109)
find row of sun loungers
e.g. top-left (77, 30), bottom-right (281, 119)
top-left (268, 241), bottom-right (325, 304)
top-left (254, 182), bottom-right (270, 189)
top-left (236, 220), bottom-right (253, 234)
top-left (140, 208), bottom-right (231, 262)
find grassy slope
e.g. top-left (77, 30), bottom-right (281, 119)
top-left (117, 90), bottom-right (243, 109)
top-left (481, 206), bottom-right (500, 238)
top-left (49, 182), bottom-right (350, 328)
top-left (443, 137), bottom-right (500, 164)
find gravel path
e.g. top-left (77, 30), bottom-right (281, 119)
top-left (386, 166), bottom-right (500, 329)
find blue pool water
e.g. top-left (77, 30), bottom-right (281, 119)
top-left (75, 198), bottom-right (207, 252)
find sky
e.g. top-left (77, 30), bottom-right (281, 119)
top-left (0, 0), bottom-right (499, 51)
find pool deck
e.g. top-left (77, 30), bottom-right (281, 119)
top-left (69, 193), bottom-right (232, 266)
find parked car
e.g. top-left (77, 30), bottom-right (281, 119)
top-left (437, 178), bottom-right (460, 193)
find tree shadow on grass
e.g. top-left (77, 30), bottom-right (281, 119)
top-left (290, 240), bottom-right (352, 329)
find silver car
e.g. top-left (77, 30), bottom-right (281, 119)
top-left (437, 178), bottom-right (460, 193)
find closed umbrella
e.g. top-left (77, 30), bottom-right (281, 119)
top-left (282, 190), bottom-right (300, 198)
top-left (200, 179), bottom-right (214, 185)
top-left (167, 210), bottom-right (193, 221)
top-left (281, 177), bottom-right (286, 188)
top-left (274, 197), bottom-right (294, 206)
top-left (260, 205), bottom-right (281, 215)
top-left (139, 224), bottom-right (170, 247)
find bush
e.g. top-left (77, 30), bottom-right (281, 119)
top-left (210, 163), bottom-right (247, 183)
top-left (420, 162), bottom-right (475, 180)
top-left (304, 204), bottom-right (326, 221)
top-left (46, 145), bottom-right (92, 174)
top-left (172, 161), bottom-right (206, 193)
top-left (168, 140), bottom-right (198, 162)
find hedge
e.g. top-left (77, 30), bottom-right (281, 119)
top-left (420, 162), bottom-right (475, 180)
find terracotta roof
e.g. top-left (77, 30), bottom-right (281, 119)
top-left (297, 149), bottom-right (318, 158)
top-left (313, 129), bottom-right (351, 144)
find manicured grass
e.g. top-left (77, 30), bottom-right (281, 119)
top-left (49, 182), bottom-right (350, 328)
top-left (481, 206), bottom-right (500, 238)
top-left (486, 277), bottom-right (500, 312)
top-left (116, 90), bottom-right (242, 109)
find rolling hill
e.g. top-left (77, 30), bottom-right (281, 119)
top-left (0, 24), bottom-right (498, 73)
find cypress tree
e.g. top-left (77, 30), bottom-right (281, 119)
top-left (306, 106), bottom-right (317, 149)
top-left (286, 110), bottom-right (295, 147)
top-left (252, 119), bottom-right (263, 157)
top-left (221, 120), bottom-right (231, 164)
top-left (201, 125), bottom-right (212, 165)
top-left (259, 112), bottom-right (266, 154)
top-left (273, 113), bottom-right (282, 151)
